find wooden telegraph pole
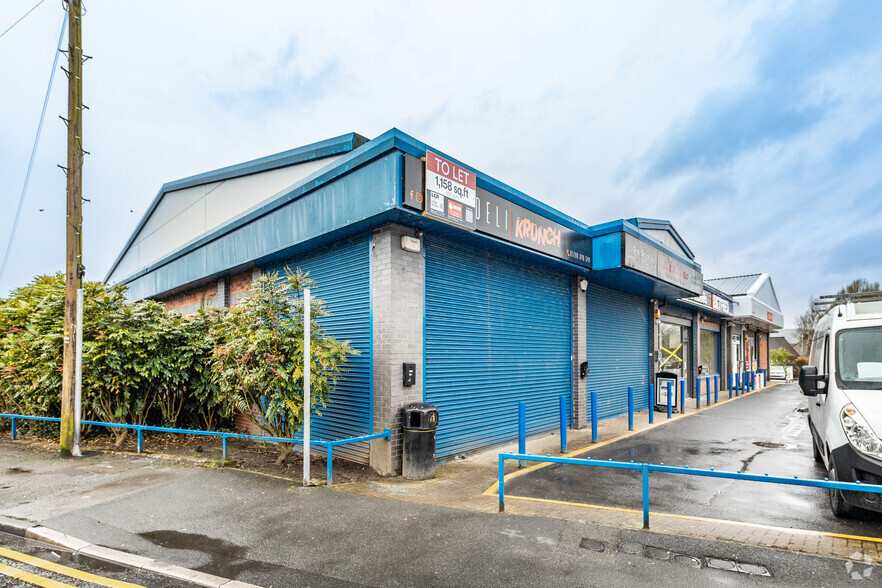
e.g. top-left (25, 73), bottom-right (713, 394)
top-left (60, 0), bottom-right (83, 457)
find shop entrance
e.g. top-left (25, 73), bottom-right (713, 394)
top-left (659, 322), bottom-right (691, 394)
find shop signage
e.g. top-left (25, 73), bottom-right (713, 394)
top-left (475, 188), bottom-right (591, 268)
top-left (623, 233), bottom-right (703, 295)
top-left (767, 311), bottom-right (774, 322)
top-left (425, 151), bottom-right (476, 230)
top-left (711, 294), bottom-right (731, 314)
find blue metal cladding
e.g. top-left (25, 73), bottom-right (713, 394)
top-left (265, 233), bottom-right (371, 463)
top-left (585, 282), bottom-right (650, 420)
top-left (424, 233), bottom-right (572, 459)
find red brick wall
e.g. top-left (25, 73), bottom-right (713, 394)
top-left (230, 271), bottom-right (252, 297)
top-left (161, 283), bottom-right (218, 313)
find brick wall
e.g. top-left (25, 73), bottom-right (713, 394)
top-left (161, 281), bottom-right (222, 314)
top-left (229, 270), bottom-right (255, 306)
top-left (370, 224), bottom-right (424, 475)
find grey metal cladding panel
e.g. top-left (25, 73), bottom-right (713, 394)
top-left (424, 233), bottom-right (572, 459)
top-left (705, 275), bottom-right (761, 297)
top-left (123, 154), bottom-right (399, 301)
top-left (264, 233), bottom-right (371, 463)
top-left (585, 282), bottom-right (650, 420)
top-left (754, 279), bottom-right (780, 310)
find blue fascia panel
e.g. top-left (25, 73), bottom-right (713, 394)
top-left (105, 132), bottom-right (368, 283)
top-left (121, 153), bottom-right (400, 301)
top-left (591, 233), bottom-right (622, 270)
top-left (590, 267), bottom-right (699, 300)
top-left (668, 298), bottom-right (733, 319)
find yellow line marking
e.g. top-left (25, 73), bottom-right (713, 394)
top-left (500, 493), bottom-right (882, 543)
top-left (0, 561), bottom-right (76, 588)
top-left (0, 547), bottom-right (145, 588)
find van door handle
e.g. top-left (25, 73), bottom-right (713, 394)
top-left (815, 402), bottom-right (822, 407)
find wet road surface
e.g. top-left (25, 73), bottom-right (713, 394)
top-left (506, 384), bottom-right (882, 537)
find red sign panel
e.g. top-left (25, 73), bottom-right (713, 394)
top-left (767, 311), bottom-right (774, 322)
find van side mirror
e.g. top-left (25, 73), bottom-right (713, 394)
top-left (798, 366), bottom-right (827, 396)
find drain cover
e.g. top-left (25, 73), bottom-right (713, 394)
top-left (618, 541), bottom-right (644, 555)
top-left (673, 554), bottom-right (702, 569)
top-left (706, 558), bottom-right (737, 571)
top-left (579, 538), bottom-right (605, 552)
top-left (737, 563), bottom-right (771, 576)
top-left (752, 441), bottom-right (785, 449)
top-left (645, 546), bottom-right (672, 561)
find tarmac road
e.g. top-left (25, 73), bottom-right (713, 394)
top-left (506, 383), bottom-right (882, 537)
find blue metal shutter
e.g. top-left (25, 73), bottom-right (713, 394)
top-left (265, 234), bottom-right (371, 462)
top-left (424, 234), bottom-right (572, 459)
top-left (585, 282), bottom-right (650, 420)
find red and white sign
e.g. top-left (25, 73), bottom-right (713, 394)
top-left (767, 311), bottom-right (774, 322)
top-left (425, 151), bottom-right (477, 229)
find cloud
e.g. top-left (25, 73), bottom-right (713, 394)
top-left (824, 229), bottom-right (882, 274)
top-left (641, 1), bottom-right (882, 182)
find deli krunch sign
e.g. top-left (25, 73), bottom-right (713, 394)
top-left (474, 187), bottom-right (590, 268)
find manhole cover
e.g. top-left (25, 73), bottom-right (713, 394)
top-left (706, 557), bottom-right (737, 571)
top-left (579, 538), bottom-right (604, 552)
top-left (737, 563), bottom-right (771, 576)
top-left (752, 441), bottom-right (785, 449)
top-left (618, 541), bottom-right (644, 555)
top-left (645, 546), bottom-right (671, 561)
top-left (672, 554), bottom-right (702, 568)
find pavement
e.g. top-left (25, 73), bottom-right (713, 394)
top-left (1, 381), bottom-right (881, 586)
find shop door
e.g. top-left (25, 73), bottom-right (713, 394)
top-left (659, 322), bottom-right (691, 389)
top-left (585, 283), bottom-right (650, 420)
top-left (424, 234), bottom-right (572, 459)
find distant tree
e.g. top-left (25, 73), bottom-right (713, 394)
top-left (797, 278), bottom-right (881, 355)
top-left (770, 348), bottom-right (796, 366)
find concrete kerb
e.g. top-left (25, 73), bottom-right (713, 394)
top-left (9, 525), bottom-right (260, 588)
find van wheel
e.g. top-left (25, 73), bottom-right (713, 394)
top-left (829, 467), bottom-right (859, 519)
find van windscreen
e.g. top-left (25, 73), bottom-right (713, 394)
top-left (837, 327), bottom-right (882, 390)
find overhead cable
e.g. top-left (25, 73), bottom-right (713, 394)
top-left (0, 9), bottom-right (68, 285)
top-left (0, 0), bottom-right (47, 41)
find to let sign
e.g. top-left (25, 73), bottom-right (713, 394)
top-left (425, 151), bottom-right (477, 229)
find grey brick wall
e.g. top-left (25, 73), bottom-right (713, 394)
top-left (370, 224), bottom-right (424, 475)
top-left (571, 276), bottom-right (587, 429)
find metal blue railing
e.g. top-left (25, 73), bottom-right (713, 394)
top-left (497, 453), bottom-right (882, 529)
top-left (0, 413), bottom-right (389, 485)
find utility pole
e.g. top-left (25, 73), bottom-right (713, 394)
top-left (60, 0), bottom-right (83, 457)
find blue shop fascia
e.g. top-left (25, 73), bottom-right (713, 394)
top-left (106, 129), bottom-right (738, 474)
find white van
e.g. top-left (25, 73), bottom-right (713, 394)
top-left (800, 300), bottom-right (882, 517)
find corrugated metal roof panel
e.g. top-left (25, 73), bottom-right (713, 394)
top-left (705, 274), bottom-right (762, 296)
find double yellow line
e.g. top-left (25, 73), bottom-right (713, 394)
top-left (0, 547), bottom-right (143, 588)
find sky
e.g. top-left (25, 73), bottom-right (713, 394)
top-left (1, 0), bottom-right (881, 327)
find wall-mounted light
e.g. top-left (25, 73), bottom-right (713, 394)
top-left (401, 235), bottom-right (421, 253)
top-left (579, 279), bottom-right (588, 292)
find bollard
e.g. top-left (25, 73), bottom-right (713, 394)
top-left (222, 435), bottom-right (228, 461)
top-left (591, 391), bottom-right (598, 443)
top-left (680, 380), bottom-right (686, 414)
top-left (559, 396), bottom-right (567, 453)
top-left (628, 387), bottom-right (634, 431)
top-left (729, 373), bottom-right (734, 398)
top-left (137, 428), bottom-right (143, 454)
top-left (714, 375), bottom-right (719, 403)
top-left (648, 384), bottom-right (654, 424)
top-left (667, 382), bottom-right (672, 419)
top-left (642, 463), bottom-right (650, 529)
top-left (695, 378), bottom-right (700, 409)
top-left (738, 372), bottom-right (742, 395)
top-left (706, 376), bottom-right (711, 406)
top-left (518, 401), bottom-right (526, 468)
top-left (764, 369), bottom-right (767, 386)
top-left (10, 417), bottom-right (16, 441)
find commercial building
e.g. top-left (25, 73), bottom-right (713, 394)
top-left (106, 129), bottom-right (779, 474)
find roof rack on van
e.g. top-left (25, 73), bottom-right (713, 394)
top-left (812, 291), bottom-right (882, 313)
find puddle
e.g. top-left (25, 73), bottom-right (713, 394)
top-left (138, 529), bottom-right (259, 578)
top-left (752, 441), bottom-right (785, 449)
